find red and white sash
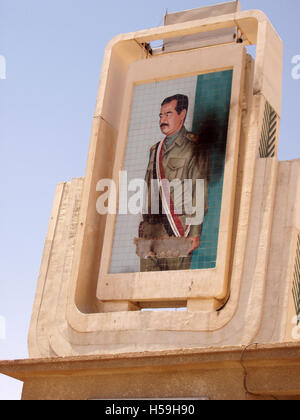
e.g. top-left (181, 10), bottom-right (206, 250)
top-left (156, 138), bottom-right (191, 238)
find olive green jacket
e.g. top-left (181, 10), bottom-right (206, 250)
top-left (144, 126), bottom-right (209, 237)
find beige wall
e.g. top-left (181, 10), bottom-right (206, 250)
top-left (1, 343), bottom-right (300, 400)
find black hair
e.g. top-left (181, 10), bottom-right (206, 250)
top-left (161, 94), bottom-right (189, 115)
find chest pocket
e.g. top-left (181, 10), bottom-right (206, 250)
top-left (166, 158), bottom-right (186, 181)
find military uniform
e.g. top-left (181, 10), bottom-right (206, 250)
top-left (139, 126), bottom-right (209, 272)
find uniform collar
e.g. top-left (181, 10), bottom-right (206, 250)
top-left (175, 126), bottom-right (187, 146)
top-left (165, 126), bottom-right (186, 150)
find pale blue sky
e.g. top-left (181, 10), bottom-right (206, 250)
top-left (0, 0), bottom-right (300, 400)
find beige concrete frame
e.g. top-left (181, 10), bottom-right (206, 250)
top-left (28, 10), bottom-right (284, 357)
top-left (96, 44), bottom-right (246, 306)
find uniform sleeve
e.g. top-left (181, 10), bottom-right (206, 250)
top-left (186, 150), bottom-right (209, 238)
top-left (143, 148), bottom-right (156, 217)
top-left (145, 149), bottom-right (156, 186)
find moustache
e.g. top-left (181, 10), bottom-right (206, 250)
top-left (160, 124), bottom-right (169, 128)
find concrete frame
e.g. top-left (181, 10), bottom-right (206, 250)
top-left (97, 44), bottom-right (246, 308)
top-left (2, 343), bottom-right (300, 400)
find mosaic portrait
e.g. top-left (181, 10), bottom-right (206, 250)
top-left (110, 70), bottom-right (233, 274)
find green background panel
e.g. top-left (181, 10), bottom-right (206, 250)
top-left (191, 70), bottom-right (233, 270)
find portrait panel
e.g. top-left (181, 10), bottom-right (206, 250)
top-left (109, 70), bottom-right (233, 274)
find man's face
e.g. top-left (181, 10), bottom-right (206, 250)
top-left (159, 100), bottom-right (187, 137)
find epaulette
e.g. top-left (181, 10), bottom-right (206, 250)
top-left (186, 132), bottom-right (200, 143)
top-left (150, 142), bottom-right (160, 152)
